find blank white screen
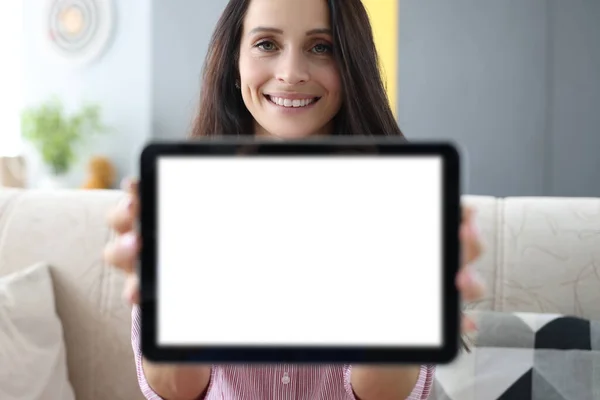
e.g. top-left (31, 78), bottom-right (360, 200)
top-left (157, 156), bottom-right (442, 347)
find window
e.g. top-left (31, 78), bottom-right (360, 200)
top-left (0, 1), bottom-right (23, 157)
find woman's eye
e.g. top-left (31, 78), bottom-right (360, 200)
top-left (256, 41), bottom-right (277, 51)
top-left (312, 43), bottom-right (332, 54)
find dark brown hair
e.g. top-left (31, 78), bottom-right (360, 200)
top-left (189, 0), bottom-right (471, 352)
top-left (190, 0), bottom-right (404, 138)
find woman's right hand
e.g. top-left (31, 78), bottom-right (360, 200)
top-left (103, 178), bottom-right (141, 305)
top-left (103, 178), bottom-right (213, 399)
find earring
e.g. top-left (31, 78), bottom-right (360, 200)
top-left (235, 80), bottom-right (240, 89)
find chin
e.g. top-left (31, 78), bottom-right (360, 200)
top-left (261, 124), bottom-right (324, 140)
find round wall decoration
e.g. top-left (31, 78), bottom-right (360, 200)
top-left (44, 0), bottom-right (116, 67)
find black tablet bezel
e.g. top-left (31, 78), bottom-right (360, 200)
top-left (139, 137), bottom-right (461, 364)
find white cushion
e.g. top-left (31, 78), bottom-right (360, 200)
top-left (0, 263), bottom-right (75, 400)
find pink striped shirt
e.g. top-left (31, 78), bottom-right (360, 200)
top-left (131, 306), bottom-right (434, 399)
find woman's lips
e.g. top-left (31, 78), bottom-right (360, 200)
top-left (264, 94), bottom-right (321, 109)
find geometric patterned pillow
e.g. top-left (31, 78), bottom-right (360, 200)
top-left (431, 311), bottom-right (600, 400)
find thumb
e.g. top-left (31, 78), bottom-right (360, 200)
top-left (123, 274), bottom-right (140, 305)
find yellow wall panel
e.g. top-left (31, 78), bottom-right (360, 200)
top-left (361, 0), bottom-right (398, 117)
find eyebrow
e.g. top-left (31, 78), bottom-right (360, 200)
top-left (306, 28), bottom-right (332, 36)
top-left (248, 27), bottom-right (332, 36)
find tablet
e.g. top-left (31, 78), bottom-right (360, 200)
top-left (139, 137), bottom-right (461, 364)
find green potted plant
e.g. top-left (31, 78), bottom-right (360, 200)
top-left (21, 97), bottom-right (108, 188)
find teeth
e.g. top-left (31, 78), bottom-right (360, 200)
top-left (269, 96), bottom-right (315, 108)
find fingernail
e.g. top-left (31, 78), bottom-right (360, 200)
top-left (121, 178), bottom-right (134, 192)
top-left (463, 266), bottom-right (482, 286)
top-left (123, 287), bottom-right (135, 305)
top-left (472, 271), bottom-right (486, 293)
top-left (468, 267), bottom-right (481, 283)
top-left (123, 196), bottom-right (133, 211)
top-left (458, 270), bottom-right (470, 288)
top-left (121, 232), bottom-right (137, 250)
top-left (469, 321), bottom-right (478, 333)
top-left (470, 219), bottom-right (480, 236)
top-left (465, 317), bottom-right (477, 332)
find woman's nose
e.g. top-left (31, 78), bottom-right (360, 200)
top-left (275, 50), bottom-right (310, 85)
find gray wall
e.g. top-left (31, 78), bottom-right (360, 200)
top-left (549, 0), bottom-right (600, 197)
top-left (398, 0), bottom-right (600, 197)
top-left (22, 0), bottom-right (599, 196)
top-left (151, 0), bottom-right (228, 141)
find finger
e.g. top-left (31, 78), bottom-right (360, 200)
top-left (457, 265), bottom-right (486, 301)
top-left (461, 204), bottom-right (475, 222)
top-left (460, 219), bottom-right (483, 266)
top-left (461, 314), bottom-right (477, 333)
top-left (107, 195), bottom-right (137, 234)
top-left (123, 274), bottom-right (140, 305)
top-left (121, 177), bottom-right (139, 196)
top-left (103, 232), bottom-right (139, 274)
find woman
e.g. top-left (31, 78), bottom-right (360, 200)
top-left (104, 0), bottom-right (485, 399)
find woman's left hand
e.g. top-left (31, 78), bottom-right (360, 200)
top-left (457, 205), bottom-right (486, 333)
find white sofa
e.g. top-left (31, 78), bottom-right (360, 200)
top-left (0, 188), bottom-right (598, 400)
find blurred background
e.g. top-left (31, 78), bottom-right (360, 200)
top-left (0, 0), bottom-right (598, 197)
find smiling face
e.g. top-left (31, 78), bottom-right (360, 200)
top-left (238, 0), bottom-right (343, 139)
